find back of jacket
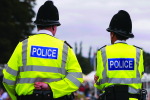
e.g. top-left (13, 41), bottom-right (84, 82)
top-left (3, 34), bottom-right (83, 100)
top-left (95, 43), bottom-right (144, 94)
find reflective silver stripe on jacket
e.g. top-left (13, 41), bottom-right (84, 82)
top-left (22, 39), bottom-right (28, 67)
top-left (19, 65), bottom-right (67, 75)
top-left (3, 78), bottom-right (16, 85)
top-left (18, 78), bottom-right (62, 83)
top-left (5, 64), bottom-right (18, 76)
top-left (100, 47), bottom-right (108, 85)
top-left (135, 48), bottom-right (142, 83)
top-left (59, 43), bottom-right (68, 75)
top-left (68, 72), bottom-right (83, 78)
top-left (100, 78), bottom-right (141, 84)
top-left (66, 74), bottom-right (82, 87)
top-left (96, 47), bottom-right (142, 93)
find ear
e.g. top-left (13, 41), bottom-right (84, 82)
top-left (52, 26), bottom-right (54, 31)
top-left (111, 32), bottom-right (115, 38)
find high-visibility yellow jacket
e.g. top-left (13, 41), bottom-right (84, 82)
top-left (3, 34), bottom-right (83, 100)
top-left (94, 43), bottom-right (144, 99)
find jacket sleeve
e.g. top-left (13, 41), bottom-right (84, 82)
top-left (139, 49), bottom-right (144, 79)
top-left (49, 46), bottom-right (83, 98)
top-left (94, 50), bottom-right (104, 90)
top-left (3, 42), bottom-right (22, 100)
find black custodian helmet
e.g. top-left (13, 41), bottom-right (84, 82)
top-left (106, 10), bottom-right (134, 38)
top-left (34, 0), bottom-right (61, 26)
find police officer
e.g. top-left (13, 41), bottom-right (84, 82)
top-left (3, 1), bottom-right (83, 100)
top-left (94, 10), bottom-right (145, 100)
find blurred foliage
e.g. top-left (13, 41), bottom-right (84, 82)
top-left (75, 42), bottom-right (93, 75)
top-left (143, 51), bottom-right (150, 73)
top-left (0, 0), bottom-right (36, 64)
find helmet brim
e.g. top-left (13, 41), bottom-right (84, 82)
top-left (107, 28), bottom-right (134, 38)
top-left (34, 20), bottom-right (61, 26)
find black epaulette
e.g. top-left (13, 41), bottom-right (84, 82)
top-left (19, 37), bottom-right (28, 42)
top-left (133, 45), bottom-right (143, 50)
top-left (64, 41), bottom-right (72, 48)
top-left (98, 45), bottom-right (106, 51)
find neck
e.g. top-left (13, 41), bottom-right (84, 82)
top-left (111, 38), bottom-right (117, 44)
top-left (112, 39), bottom-right (126, 44)
top-left (38, 28), bottom-right (54, 36)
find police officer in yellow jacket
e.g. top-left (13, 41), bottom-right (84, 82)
top-left (3, 1), bottom-right (83, 100)
top-left (94, 10), bottom-right (145, 100)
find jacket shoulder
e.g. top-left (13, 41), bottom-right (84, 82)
top-left (133, 45), bottom-right (143, 50)
top-left (98, 45), bottom-right (107, 51)
top-left (64, 41), bottom-right (72, 48)
top-left (20, 34), bottom-right (36, 42)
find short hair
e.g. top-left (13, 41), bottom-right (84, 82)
top-left (37, 25), bottom-right (53, 29)
top-left (114, 32), bottom-right (129, 40)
